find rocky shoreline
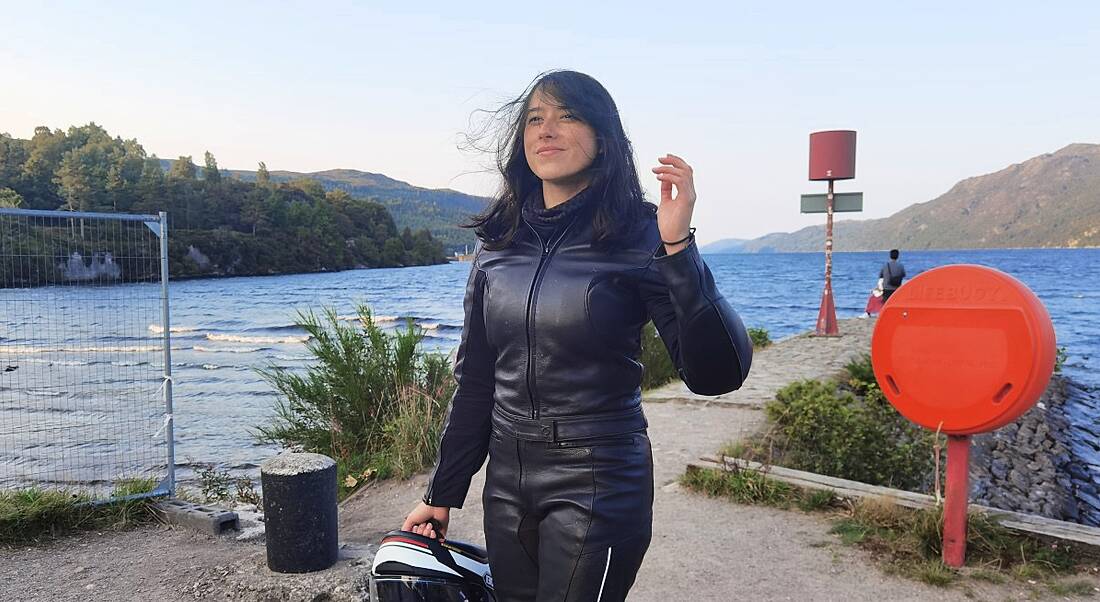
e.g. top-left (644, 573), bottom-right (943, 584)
top-left (971, 375), bottom-right (1100, 526)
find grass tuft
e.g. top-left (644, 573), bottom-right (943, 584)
top-left (798, 490), bottom-right (838, 512)
top-left (0, 478), bottom-right (160, 545)
top-left (913, 560), bottom-right (957, 587)
top-left (1048, 579), bottom-right (1096, 597)
top-left (681, 466), bottom-right (794, 508)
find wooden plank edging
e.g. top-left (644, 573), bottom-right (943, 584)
top-left (687, 455), bottom-right (1100, 548)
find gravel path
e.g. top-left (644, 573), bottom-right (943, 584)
top-left (3, 317), bottom-right (1096, 600)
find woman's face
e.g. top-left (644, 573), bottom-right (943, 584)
top-left (523, 89), bottom-right (599, 187)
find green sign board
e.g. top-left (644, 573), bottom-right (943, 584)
top-left (800, 192), bottom-right (864, 214)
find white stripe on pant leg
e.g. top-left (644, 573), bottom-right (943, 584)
top-left (596, 547), bottom-right (613, 602)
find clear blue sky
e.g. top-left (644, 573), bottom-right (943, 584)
top-left (3, 1), bottom-right (1098, 243)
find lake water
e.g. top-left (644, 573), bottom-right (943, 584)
top-left (1, 248), bottom-right (1097, 494)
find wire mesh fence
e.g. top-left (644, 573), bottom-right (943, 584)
top-left (0, 208), bottom-right (174, 500)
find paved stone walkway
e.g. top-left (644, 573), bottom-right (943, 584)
top-left (646, 316), bottom-right (876, 407)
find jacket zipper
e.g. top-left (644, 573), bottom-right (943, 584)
top-left (522, 216), bottom-right (578, 419)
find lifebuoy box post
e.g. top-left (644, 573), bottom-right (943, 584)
top-left (871, 265), bottom-right (1056, 567)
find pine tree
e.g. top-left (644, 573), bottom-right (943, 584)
top-left (256, 161), bottom-right (270, 187)
top-left (168, 155), bottom-right (196, 180)
top-left (203, 151), bottom-right (221, 183)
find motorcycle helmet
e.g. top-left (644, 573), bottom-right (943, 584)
top-left (370, 530), bottom-right (495, 601)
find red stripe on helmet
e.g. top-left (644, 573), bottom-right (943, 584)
top-left (381, 535), bottom-right (430, 549)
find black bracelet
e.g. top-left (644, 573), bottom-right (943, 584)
top-left (662, 227), bottom-right (695, 246)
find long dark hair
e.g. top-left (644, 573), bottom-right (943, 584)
top-left (465, 70), bottom-right (649, 250)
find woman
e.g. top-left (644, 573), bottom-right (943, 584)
top-left (402, 70), bottom-right (752, 601)
top-left (865, 278), bottom-right (885, 316)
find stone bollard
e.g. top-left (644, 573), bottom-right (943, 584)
top-left (261, 452), bottom-right (339, 573)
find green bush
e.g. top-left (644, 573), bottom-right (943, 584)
top-left (193, 462), bottom-right (234, 502)
top-left (763, 369), bottom-right (935, 491)
top-left (640, 321), bottom-right (678, 390)
top-left (748, 327), bottom-right (771, 348)
top-left (843, 353), bottom-right (877, 393)
top-left (235, 477), bottom-right (261, 506)
top-left (1054, 346), bottom-right (1067, 374)
top-left (255, 305), bottom-right (455, 498)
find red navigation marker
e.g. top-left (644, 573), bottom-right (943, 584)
top-left (804, 130), bottom-right (862, 336)
top-left (809, 130), bottom-right (857, 181)
top-left (871, 264), bottom-right (1057, 567)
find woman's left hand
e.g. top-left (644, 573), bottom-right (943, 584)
top-left (651, 153), bottom-right (697, 255)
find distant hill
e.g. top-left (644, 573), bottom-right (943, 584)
top-left (706, 143), bottom-right (1100, 253)
top-left (701, 238), bottom-right (749, 254)
top-left (162, 160), bottom-right (490, 252)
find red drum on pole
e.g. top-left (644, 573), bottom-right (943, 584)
top-left (809, 130), bottom-right (857, 181)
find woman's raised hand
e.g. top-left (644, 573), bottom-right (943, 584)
top-left (651, 153), bottom-right (697, 255)
top-left (401, 501), bottom-right (450, 540)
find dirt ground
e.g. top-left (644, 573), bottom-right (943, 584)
top-left (338, 401), bottom-right (1100, 602)
top-left (4, 319), bottom-right (1098, 601)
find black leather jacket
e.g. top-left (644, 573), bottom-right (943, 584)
top-left (424, 207), bottom-right (753, 507)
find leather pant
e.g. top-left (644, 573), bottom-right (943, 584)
top-left (483, 425), bottom-right (654, 602)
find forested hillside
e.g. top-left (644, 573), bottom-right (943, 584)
top-left (0, 124), bottom-right (448, 283)
top-left (208, 165), bottom-right (489, 253)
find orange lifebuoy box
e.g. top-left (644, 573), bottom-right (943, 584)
top-left (871, 265), bottom-right (1057, 435)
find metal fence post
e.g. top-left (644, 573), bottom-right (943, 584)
top-left (159, 211), bottom-right (175, 497)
